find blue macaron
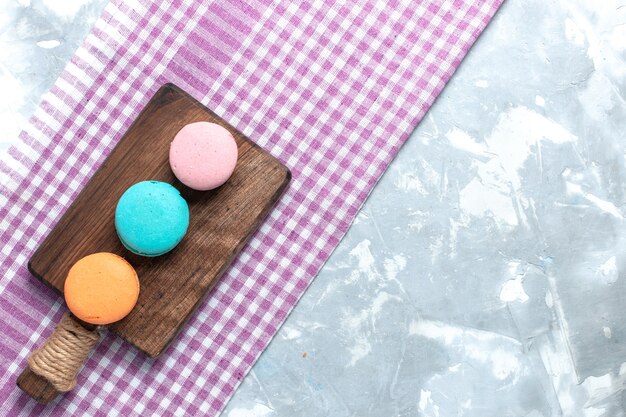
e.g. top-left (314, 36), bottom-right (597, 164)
top-left (115, 181), bottom-right (189, 257)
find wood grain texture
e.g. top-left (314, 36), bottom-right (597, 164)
top-left (17, 369), bottom-right (58, 404)
top-left (28, 83), bottom-right (291, 358)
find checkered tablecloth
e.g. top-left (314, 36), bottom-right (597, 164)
top-left (0, 0), bottom-right (502, 415)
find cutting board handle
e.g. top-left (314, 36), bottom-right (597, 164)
top-left (17, 313), bottom-right (100, 403)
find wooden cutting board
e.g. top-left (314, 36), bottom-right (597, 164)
top-left (28, 83), bottom-right (291, 358)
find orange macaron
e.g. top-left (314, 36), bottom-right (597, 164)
top-left (64, 253), bottom-right (139, 325)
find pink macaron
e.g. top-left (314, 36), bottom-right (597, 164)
top-left (169, 122), bottom-right (238, 190)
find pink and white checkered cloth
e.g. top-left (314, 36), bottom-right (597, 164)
top-left (0, 0), bottom-right (502, 415)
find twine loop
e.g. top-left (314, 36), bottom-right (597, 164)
top-left (27, 313), bottom-right (100, 392)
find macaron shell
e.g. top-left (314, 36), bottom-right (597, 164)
top-left (118, 235), bottom-right (175, 257)
top-left (115, 181), bottom-right (189, 257)
top-left (169, 122), bottom-right (238, 191)
top-left (64, 253), bottom-right (139, 325)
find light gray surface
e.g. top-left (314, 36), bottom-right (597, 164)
top-left (0, 0), bottom-right (108, 151)
top-left (2, 0), bottom-right (626, 415)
